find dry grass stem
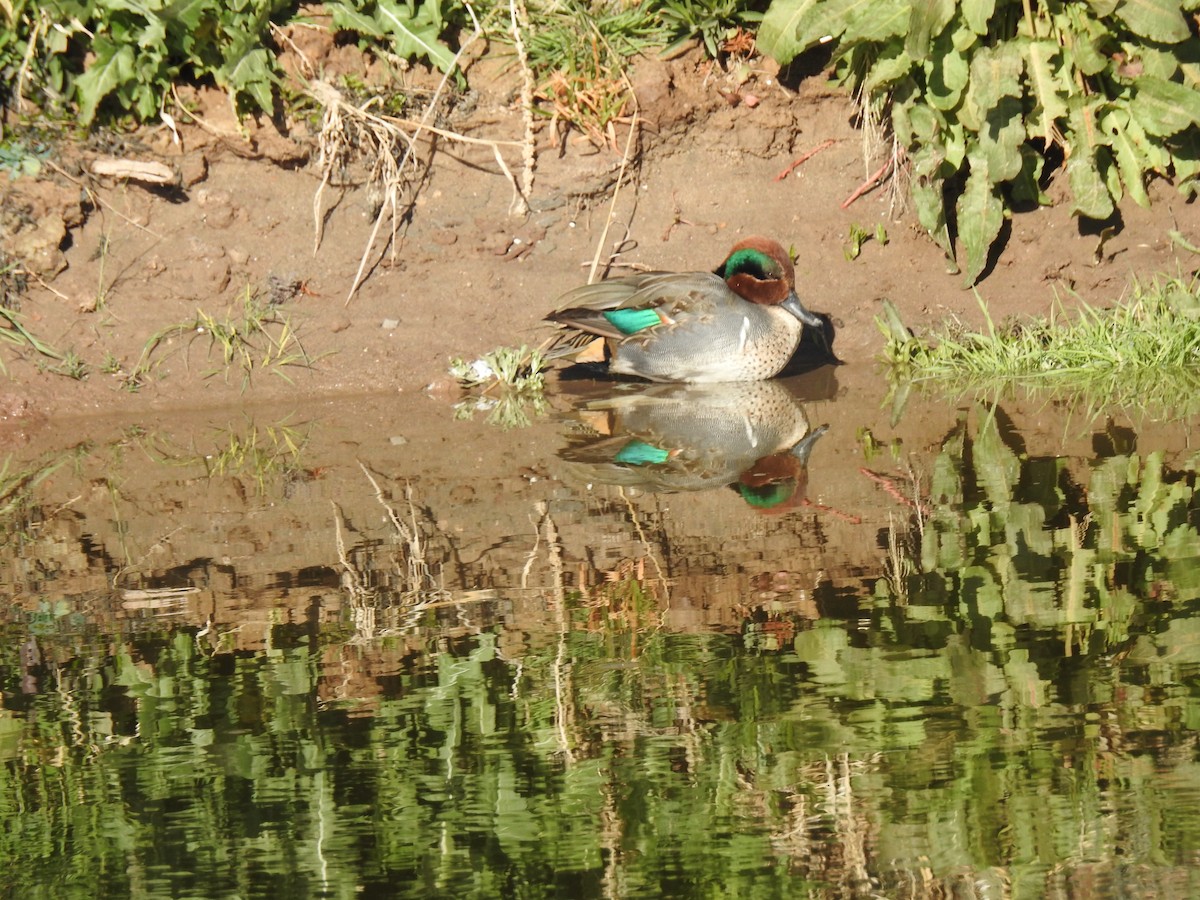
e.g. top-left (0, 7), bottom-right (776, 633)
top-left (586, 103), bottom-right (640, 284)
top-left (304, 9), bottom-right (528, 304)
top-left (510, 0), bottom-right (536, 215)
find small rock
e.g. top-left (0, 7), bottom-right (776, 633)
top-left (381, 318), bottom-right (400, 330)
top-left (194, 188), bottom-right (231, 208)
top-left (202, 203), bottom-right (236, 230)
top-left (329, 317), bottom-right (351, 333)
top-left (180, 153), bottom-right (209, 188)
top-left (10, 213), bottom-right (67, 277)
top-left (389, 435), bottom-right (408, 446)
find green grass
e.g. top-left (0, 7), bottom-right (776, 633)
top-left (879, 276), bottom-right (1200, 415)
top-left (0, 307), bottom-right (67, 376)
top-left (125, 287), bottom-right (323, 391)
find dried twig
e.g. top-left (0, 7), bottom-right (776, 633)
top-left (510, 0), bottom-right (535, 214)
top-left (587, 102), bottom-right (640, 284)
top-left (775, 139), bottom-right (836, 181)
top-left (304, 4), bottom-right (528, 304)
top-left (841, 154), bottom-right (898, 209)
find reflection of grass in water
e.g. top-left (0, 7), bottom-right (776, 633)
top-left (200, 421), bottom-right (306, 495)
top-left (580, 557), bottom-right (666, 628)
top-left (134, 419), bottom-right (308, 496)
top-left (450, 345), bottom-right (548, 429)
top-left (0, 445), bottom-right (89, 530)
top-left (880, 277), bottom-right (1200, 417)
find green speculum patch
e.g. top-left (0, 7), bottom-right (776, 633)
top-left (604, 308), bottom-right (663, 335)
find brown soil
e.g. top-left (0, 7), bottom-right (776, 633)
top-left (1, 30), bottom-right (1198, 429)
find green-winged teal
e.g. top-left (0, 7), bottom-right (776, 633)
top-left (546, 236), bottom-right (825, 382)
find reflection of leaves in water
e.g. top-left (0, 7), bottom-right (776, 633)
top-left (9, 410), bottom-right (1200, 894)
top-left (453, 389), bottom-right (548, 430)
top-left (881, 404), bottom-right (1200, 658)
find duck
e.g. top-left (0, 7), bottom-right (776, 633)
top-left (545, 236), bottom-right (828, 382)
top-left (556, 380), bottom-right (828, 505)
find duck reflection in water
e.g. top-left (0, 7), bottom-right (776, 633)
top-left (558, 380), bottom-right (827, 512)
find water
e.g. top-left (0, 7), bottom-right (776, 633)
top-left (3, 367), bottom-right (1200, 898)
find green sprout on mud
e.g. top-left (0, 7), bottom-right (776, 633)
top-left (47, 349), bottom-right (88, 381)
top-left (126, 287), bottom-right (321, 391)
top-left (844, 223), bottom-right (888, 261)
top-left (449, 345), bottom-right (548, 429)
top-left (0, 307), bottom-right (66, 376)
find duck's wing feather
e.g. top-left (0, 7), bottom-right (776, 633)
top-left (546, 272), bottom-right (724, 340)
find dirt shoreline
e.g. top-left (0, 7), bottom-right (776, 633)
top-left (2, 41), bottom-right (1198, 431)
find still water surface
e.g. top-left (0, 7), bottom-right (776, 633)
top-left (2, 370), bottom-right (1200, 898)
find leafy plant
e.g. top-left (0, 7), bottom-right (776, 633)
top-left (326, 0), bottom-right (462, 76)
top-left (519, 0), bottom-right (672, 142)
top-left (449, 344), bottom-right (548, 428)
top-left (0, 138), bottom-right (49, 177)
top-left (44, 0), bottom-right (295, 123)
top-left (758, 0), bottom-right (1200, 285)
top-left (657, 0), bottom-right (764, 58)
top-left (843, 221), bottom-right (887, 260)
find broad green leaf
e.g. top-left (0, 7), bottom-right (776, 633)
top-left (890, 89), bottom-right (919, 147)
top-left (864, 45), bottom-right (916, 91)
top-left (912, 175), bottom-right (956, 262)
top-left (378, 0), bottom-right (456, 73)
top-left (901, 102), bottom-right (949, 175)
top-left (962, 0), bottom-right (995, 34)
top-left (137, 16), bottom-right (166, 49)
top-left (1061, 4), bottom-right (1112, 75)
top-left (926, 28), bottom-right (968, 111)
top-left (977, 95), bottom-right (1026, 183)
top-left (162, 0), bottom-right (208, 31)
top-left (220, 46), bottom-right (275, 112)
top-left (1086, 0), bottom-right (1121, 14)
top-left (794, 0), bottom-right (892, 48)
top-left (1026, 39), bottom-right (1068, 143)
top-left (1009, 146), bottom-right (1050, 206)
top-left (1131, 76), bottom-right (1200, 136)
top-left (966, 42), bottom-right (1022, 114)
top-left (1169, 129), bottom-right (1200, 195)
top-left (1066, 153), bottom-right (1115, 219)
top-left (906, 0), bottom-right (956, 61)
top-left (1116, 0), bottom-right (1190, 42)
top-left (74, 38), bottom-right (135, 123)
top-left (841, 1), bottom-right (910, 46)
top-left (957, 157), bottom-right (1005, 284)
top-left (1100, 106), bottom-right (1152, 206)
top-left (327, 2), bottom-right (386, 39)
top-left (943, 118), bottom-right (967, 170)
top-left (1134, 45), bottom-right (1184, 80)
top-left (1066, 93), bottom-right (1106, 159)
top-left (757, 0), bottom-right (830, 63)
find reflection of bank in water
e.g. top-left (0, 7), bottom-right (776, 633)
top-left (556, 380), bottom-right (828, 512)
